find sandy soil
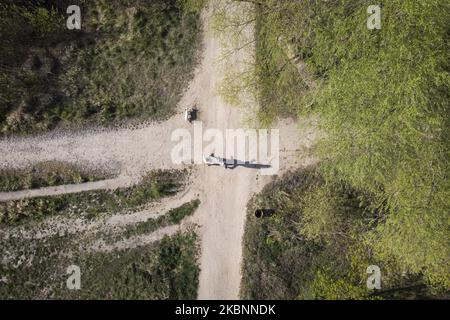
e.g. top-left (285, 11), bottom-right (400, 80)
top-left (178, 3), bottom-right (316, 299)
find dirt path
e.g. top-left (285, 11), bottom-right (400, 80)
top-left (192, 19), bottom-right (261, 298)
top-left (0, 117), bottom-right (187, 177)
top-left (181, 3), bottom-right (315, 299)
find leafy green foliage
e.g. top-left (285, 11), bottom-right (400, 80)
top-left (299, 0), bottom-right (449, 287)
top-left (179, 0), bottom-right (207, 14)
top-left (241, 169), bottom-right (444, 300)
top-left (310, 270), bottom-right (371, 300)
top-left (20, 6), bottom-right (64, 39)
top-left (230, 0), bottom-right (450, 294)
top-left (168, 199), bottom-right (200, 223)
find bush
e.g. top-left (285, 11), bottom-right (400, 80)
top-left (241, 168), bottom-right (444, 299)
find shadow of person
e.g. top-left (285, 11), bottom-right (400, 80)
top-left (224, 158), bottom-right (271, 170)
top-left (241, 162), bottom-right (271, 169)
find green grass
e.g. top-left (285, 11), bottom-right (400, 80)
top-left (0, 161), bottom-right (113, 192)
top-left (0, 169), bottom-right (187, 225)
top-left (0, 167), bottom-right (199, 299)
top-left (168, 199), bottom-right (200, 223)
top-left (0, 0), bottom-right (203, 135)
top-left (0, 230), bottom-right (200, 299)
